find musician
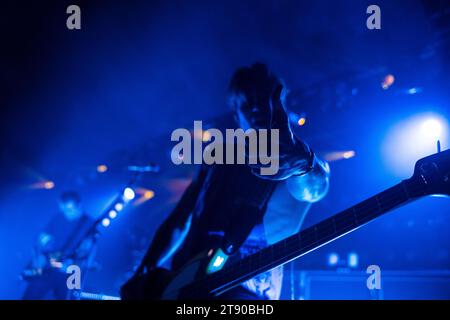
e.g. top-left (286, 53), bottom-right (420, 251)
top-left (125, 63), bottom-right (330, 299)
top-left (22, 191), bottom-right (95, 300)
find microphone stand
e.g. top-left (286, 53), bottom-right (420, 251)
top-left (70, 166), bottom-right (159, 299)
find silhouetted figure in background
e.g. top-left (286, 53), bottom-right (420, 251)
top-left (22, 191), bottom-right (95, 300)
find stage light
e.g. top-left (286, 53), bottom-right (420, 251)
top-left (29, 180), bottom-right (56, 190)
top-left (123, 187), bottom-right (135, 201)
top-left (348, 253), bottom-right (359, 268)
top-left (108, 210), bottom-right (117, 219)
top-left (39, 233), bottom-right (52, 246)
top-left (343, 150), bottom-right (355, 159)
top-left (144, 190), bottom-right (155, 199)
top-left (328, 253), bottom-right (339, 266)
top-left (114, 202), bottom-right (124, 211)
top-left (381, 74), bottom-right (395, 90)
top-left (382, 113), bottom-right (448, 177)
top-left (102, 218), bottom-right (111, 227)
top-left (324, 150), bottom-right (356, 162)
top-left (407, 87), bottom-right (422, 95)
top-left (202, 130), bottom-right (212, 142)
top-left (133, 188), bottom-right (156, 205)
top-left (298, 117), bottom-right (306, 126)
top-left (192, 129), bottom-right (212, 142)
top-left (97, 164), bottom-right (108, 173)
top-left (421, 118), bottom-right (443, 140)
top-left (289, 112), bottom-right (307, 127)
top-left (44, 181), bottom-right (55, 189)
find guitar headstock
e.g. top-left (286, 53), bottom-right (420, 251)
top-left (411, 149), bottom-right (450, 197)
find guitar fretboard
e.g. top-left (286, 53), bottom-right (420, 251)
top-left (191, 177), bottom-right (425, 296)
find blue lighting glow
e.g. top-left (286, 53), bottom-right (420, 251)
top-left (102, 218), bottom-right (111, 227)
top-left (406, 87), bottom-right (422, 95)
top-left (382, 113), bottom-right (449, 177)
top-left (328, 253), bottom-right (339, 266)
top-left (123, 187), bottom-right (135, 201)
top-left (114, 202), bottom-right (124, 211)
top-left (348, 252), bottom-right (359, 268)
top-left (421, 118), bottom-right (443, 140)
top-left (206, 248), bottom-right (229, 274)
top-left (109, 210), bottom-right (117, 219)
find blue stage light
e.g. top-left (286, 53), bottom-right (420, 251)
top-left (109, 210), bottom-right (117, 219)
top-left (348, 252), bottom-right (359, 268)
top-left (289, 112), bottom-right (307, 127)
top-left (123, 187), bottom-right (135, 201)
top-left (406, 87), bottom-right (422, 95)
top-left (102, 218), bottom-right (111, 227)
top-left (328, 253), bottom-right (339, 266)
top-left (382, 113), bottom-right (448, 177)
top-left (421, 118), bottom-right (443, 140)
top-left (114, 202), bottom-right (124, 211)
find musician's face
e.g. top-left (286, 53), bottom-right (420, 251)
top-left (59, 200), bottom-right (82, 220)
top-left (228, 63), bottom-right (283, 130)
top-left (233, 99), bottom-right (271, 131)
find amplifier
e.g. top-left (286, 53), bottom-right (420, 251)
top-left (282, 269), bottom-right (450, 300)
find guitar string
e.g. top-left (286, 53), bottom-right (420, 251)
top-left (195, 179), bottom-right (425, 294)
top-left (182, 179), bottom-right (425, 296)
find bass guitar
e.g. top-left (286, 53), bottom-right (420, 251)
top-left (121, 149), bottom-right (450, 299)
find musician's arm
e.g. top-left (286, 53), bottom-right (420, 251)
top-left (75, 237), bottom-right (95, 260)
top-left (246, 83), bottom-right (330, 193)
top-left (139, 166), bottom-right (207, 271)
top-left (26, 232), bottom-right (53, 271)
top-left (285, 152), bottom-right (330, 203)
top-left (37, 232), bottom-right (53, 250)
top-left (252, 128), bottom-right (330, 202)
top-left (156, 213), bottom-right (192, 268)
top-left (263, 146), bottom-right (329, 245)
top-left (30, 249), bottom-right (47, 270)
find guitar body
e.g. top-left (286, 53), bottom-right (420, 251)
top-left (120, 268), bottom-right (174, 299)
top-left (21, 252), bottom-right (71, 281)
top-left (121, 252), bottom-right (212, 300)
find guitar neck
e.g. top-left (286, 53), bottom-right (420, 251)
top-left (203, 177), bottom-right (425, 296)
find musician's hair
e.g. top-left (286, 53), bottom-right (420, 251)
top-left (227, 63), bottom-right (278, 111)
top-left (60, 191), bottom-right (81, 204)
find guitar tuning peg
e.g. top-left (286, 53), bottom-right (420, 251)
top-left (437, 140), bottom-right (441, 153)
